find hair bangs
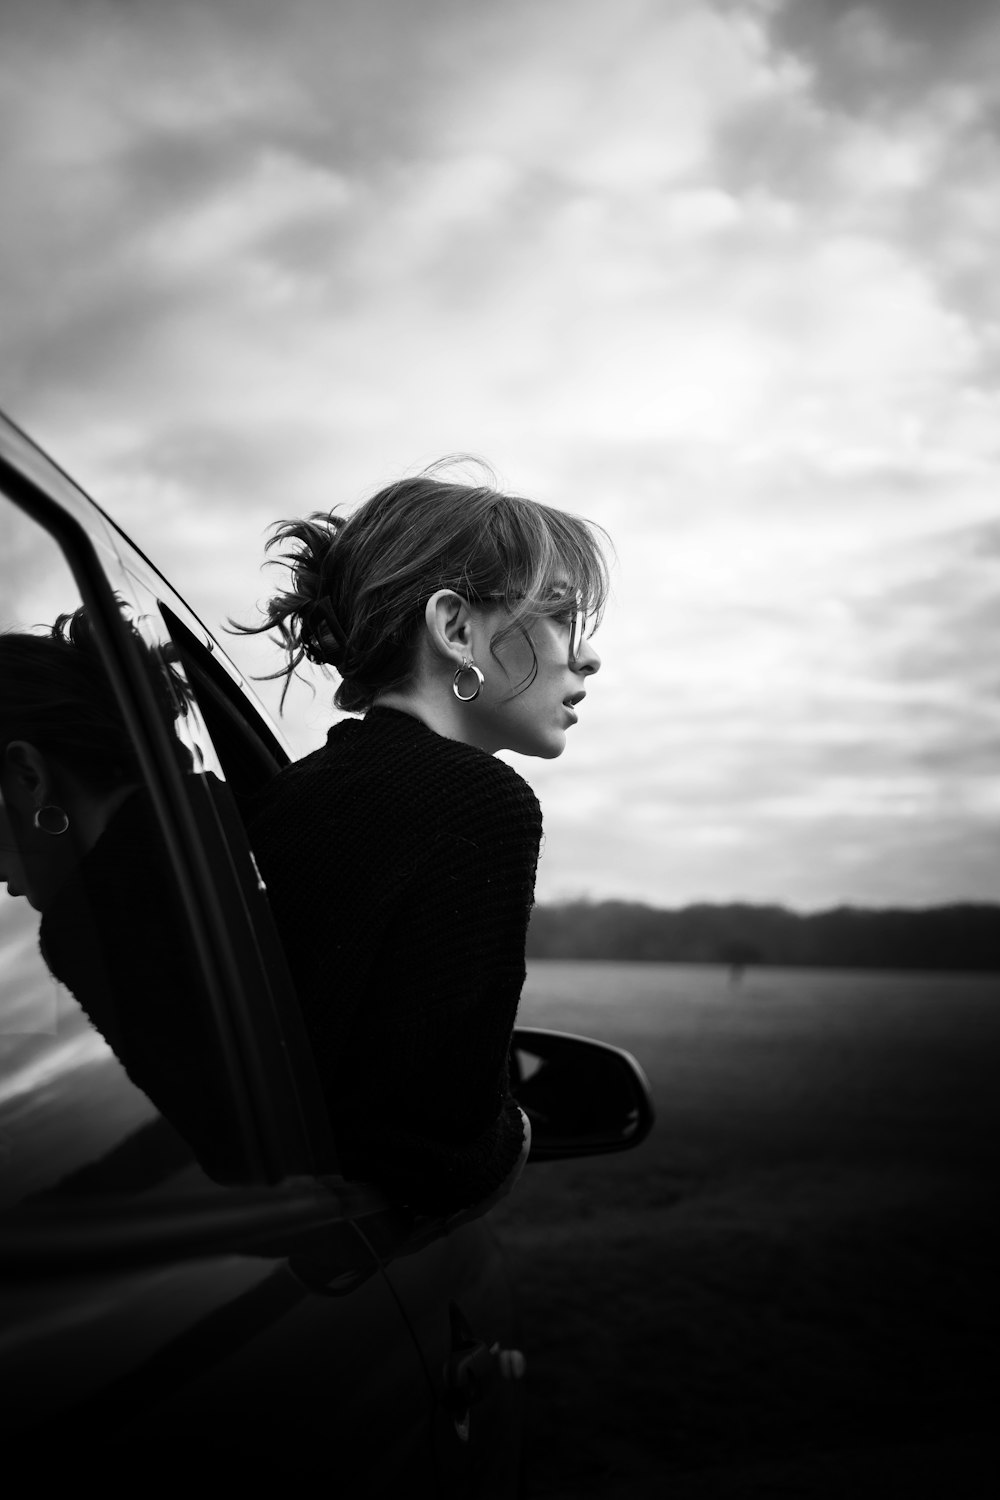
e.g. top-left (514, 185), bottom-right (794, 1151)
top-left (483, 498), bottom-right (611, 693)
top-left (490, 500), bottom-right (609, 624)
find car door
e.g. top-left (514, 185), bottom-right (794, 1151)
top-left (0, 413), bottom-right (524, 1496)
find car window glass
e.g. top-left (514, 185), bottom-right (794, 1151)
top-left (0, 501), bottom-right (245, 1210)
top-left (0, 507), bottom-right (160, 1208)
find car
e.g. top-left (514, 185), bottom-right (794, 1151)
top-left (0, 410), bottom-right (654, 1496)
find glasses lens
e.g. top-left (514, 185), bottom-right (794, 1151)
top-left (570, 595), bottom-right (586, 662)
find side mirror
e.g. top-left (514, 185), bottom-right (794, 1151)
top-left (510, 1027), bottom-right (655, 1162)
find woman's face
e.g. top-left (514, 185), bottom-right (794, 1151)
top-left (465, 607), bottom-right (602, 760)
top-left (0, 746), bottom-right (83, 912)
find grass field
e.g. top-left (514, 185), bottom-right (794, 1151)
top-left (490, 961), bottom-right (1000, 1498)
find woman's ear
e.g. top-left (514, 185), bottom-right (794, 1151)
top-left (423, 590), bottom-right (474, 664)
top-left (1, 741), bottom-right (53, 813)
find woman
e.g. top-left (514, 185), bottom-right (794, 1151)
top-left (238, 466), bottom-right (609, 1215)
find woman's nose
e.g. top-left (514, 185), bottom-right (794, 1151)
top-left (575, 635), bottom-right (601, 675)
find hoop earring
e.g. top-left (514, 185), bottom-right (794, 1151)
top-left (452, 656), bottom-right (485, 703)
top-left (34, 805), bottom-right (70, 836)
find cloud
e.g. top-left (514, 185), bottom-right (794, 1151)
top-left (1, 0), bottom-right (997, 907)
top-left (720, 3), bottom-right (1000, 336)
top-left (772, 0), bottom-right (1000, 105)
top-left (519, 506), bottom-right (999, 907)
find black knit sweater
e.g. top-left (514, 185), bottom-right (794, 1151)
top-left (246, 706), bottom-right (543, 1212)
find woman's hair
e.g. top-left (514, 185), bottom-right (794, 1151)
top-left (0, 604), bottom-right (188, 791)
top-left (234, 462), bottom-right (611, 713)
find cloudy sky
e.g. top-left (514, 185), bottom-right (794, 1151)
top-left (1, 0), bottom-right (997, 911)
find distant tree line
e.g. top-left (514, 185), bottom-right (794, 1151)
top-left (525, 900), bottom-right (1000, 972)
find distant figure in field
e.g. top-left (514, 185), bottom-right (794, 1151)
top-left (722, 938), bottom-right (762, 988)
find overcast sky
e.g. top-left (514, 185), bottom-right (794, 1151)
top-left (1, 0), bottom-right (997, 910)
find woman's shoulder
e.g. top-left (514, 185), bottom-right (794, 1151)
top-left (360, 706), bottom-right (542, 816)
top-left (248, 707), bottom-right (541, 848)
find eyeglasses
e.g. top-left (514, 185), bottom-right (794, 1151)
top-left (530, 589), bottom-right (590, 665)
top-left (558, 591), bottom-right (589, 666)
top-left (476, 588), bottom-right (591, 664)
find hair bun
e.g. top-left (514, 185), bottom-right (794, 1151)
top-left (301, 596), bottom-right (349, 668)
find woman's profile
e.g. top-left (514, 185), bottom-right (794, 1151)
top-left (0, 608), bottom-right (147, 914)
top-left (237, 464), bottom-right (609, 1216)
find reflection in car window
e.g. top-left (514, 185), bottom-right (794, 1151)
top-left (0, 505), bottom-right (242, 1208)
top-left (0, 511), bottom-right (162, 1207)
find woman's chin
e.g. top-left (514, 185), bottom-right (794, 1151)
top-left (510, 732), bottom-right (566, 761)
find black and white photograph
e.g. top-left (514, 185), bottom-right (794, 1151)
top-left (1, 2), bottom-right (997, 1495)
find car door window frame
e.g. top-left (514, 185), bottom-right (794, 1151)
top-left (0, 415), bottom-right (330, 1188)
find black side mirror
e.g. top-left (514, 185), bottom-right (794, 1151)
top-left (510, 1027), bottom-right (655, 1162)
